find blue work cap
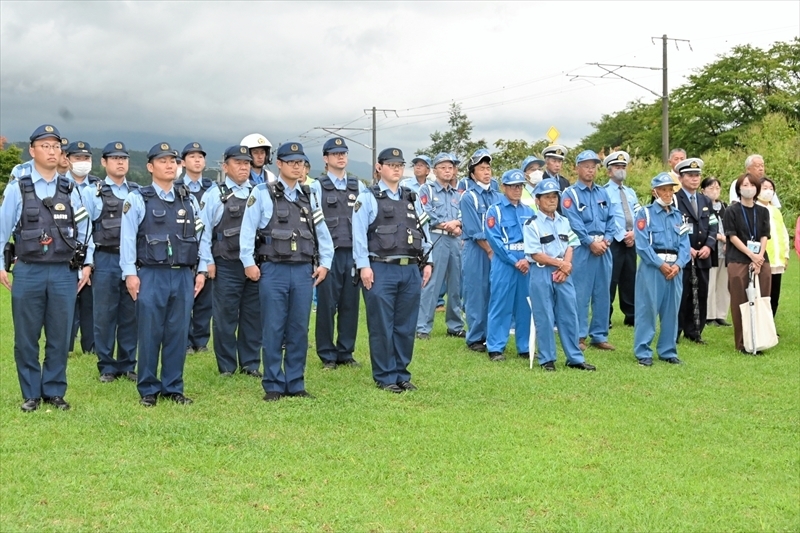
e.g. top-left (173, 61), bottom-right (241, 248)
top-left (651, 172), bottom-right (675, 188)
top-left (575, 150), bottom-right (601, 164)
top-left (501, 169), bottom-right (526, 185)
top-left (468, 148), bottom-right (492, 167)
top-left (432, 152), bottom-right (459, 167)
top-left (520, 155), bottom-right (546, 172)
top-left (534, 179), bottom-right (561, 197)
top-left (411, 155), bottom-right (432, 168)
top-left (323, 137), bottom-right (348, 155)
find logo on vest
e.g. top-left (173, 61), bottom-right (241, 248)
top-left (54, 203), bottom-right (66, 211)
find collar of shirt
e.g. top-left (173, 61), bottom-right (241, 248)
top-left (682, 188), bottom-right (695, 202)
top-left (151, 183), bottom-right (176, 201)
top-left (377, 179), bottom-right (402, 200)
top-left (433, 179), bottom-right (452, 193)
top-left (326, 171), bottom-right (348, 188)
top-left (183, 175), bottom-right (204, 191)
top-left (500, 196), bottom-right (517, 208)
top-left (225, 176), bottom-right (250, 192)
top-left (278, 177), bottom-right (300, 200)
top-left (576, 180), bottom-right (596, 191)
top-left (104, 176), bottom-right (131, 191)
top-left (30, 166), bottom-right (56, 185)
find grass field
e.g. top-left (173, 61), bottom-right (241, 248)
top-left (1, 258), bottom-right (798, 532)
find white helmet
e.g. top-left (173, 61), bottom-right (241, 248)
top-left (240, 133), bottom-right (273, 164)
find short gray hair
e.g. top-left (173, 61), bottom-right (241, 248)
top-left (668, 148), bottom-right (686, 159)
top-left (744, 154), bottom-right (764, 169)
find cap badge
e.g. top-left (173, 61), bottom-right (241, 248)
top-left (161, 143), bottom-right (169, 150)
top-left (392, 149), bottom-right (400, 156)
top-left (257, 138), bottom-right (266, 145)
top-left (617, 154), bottom-right (625, 161)
top-left (45, 125), bottom-right (54, 133)
top-left (335, 139), bottom-right (342, 146)
top-left (77, 142), bottom-right (85, 148)
top-left (192, 142), bottom-right (200, 148)
top-left (115, 143), bottom-right (123, 150)
top-left (690, 161), bottom-right (698, 168)
top-left (555, 149), bottom-right (563, 156)
top-left (61, 138), bottom-right (69, 145)
top-left (291, 144), bottom-right (298, 151)
top-left (240, 147), bottom-right (247, 154)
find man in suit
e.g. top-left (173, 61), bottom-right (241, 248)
top-left (674, 158), bottom-right (717, 344)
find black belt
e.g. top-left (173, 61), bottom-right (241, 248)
top-left (96, 245), bottom-right (120, 254)
top-left (256, 256), bottom-right (311, 265)
top-left (654, 249), bottom-right (678, 254)
top-left (371, 257), bottom-right (420, 265)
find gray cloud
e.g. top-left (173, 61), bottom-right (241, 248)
top-left (1, 0), bottom-right (797, 170)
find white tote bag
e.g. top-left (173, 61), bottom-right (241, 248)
top-left (740, 272), bottom-right (779, 354)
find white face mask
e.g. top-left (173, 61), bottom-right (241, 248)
top-left (476, 181), bottom-right (491, 191)
top-left (612, 168), bottom-right (627, 181)
top-left (758, 189), bottom-right (774, 203)
top-left (71, 161), bottom-right (92, 177)
top-left (527, 170), bottom-right (543, 185)
top-left (654, 196), bottom-right (671, 207)
top-left (740, 187), bottom-right (757, 199)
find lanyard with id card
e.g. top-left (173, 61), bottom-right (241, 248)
top-left (741, 204), bottom-right (761, 254)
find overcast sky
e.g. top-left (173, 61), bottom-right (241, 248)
top-left (1, 0), bottom-right (798, 167)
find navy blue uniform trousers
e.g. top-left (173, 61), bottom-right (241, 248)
top-left (315, 247), bottom-right (359, 364)
top-left (212, 259), bottom-right (261, 373)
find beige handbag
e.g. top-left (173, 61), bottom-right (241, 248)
top-left (740, 270), bottom-right (779, 354)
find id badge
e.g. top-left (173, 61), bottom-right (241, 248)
top-left (687, 225), bottom-right (694, 235)
top-left (746, 240), bottom-right (761, 254)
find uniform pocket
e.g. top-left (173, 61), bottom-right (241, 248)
top-left (151, 210), bottom-right (167, 224)
top-left (145, 234), bottom-right (169, 263)
top-left (375, 225), bottom-right (397, 250)
top-left (173, 234), bottom-right (198, 264)
top-left (271, 228), bottom-right (294, 256)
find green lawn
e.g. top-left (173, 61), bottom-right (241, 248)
top-left (1, 258), bottom-right (798, 532)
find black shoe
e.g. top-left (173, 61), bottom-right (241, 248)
top-left (121, 371), bottom-right (137, 382)
top-left (338, 359), bottom-right (362, 368)
top-left (706, 320), bottom-right (716, 326)
top-left (541, 361), bottom-right (556, 372)
top-left (21, 398), bottom-right (41, 412)
top-left (186, 346), bottom-right (195, 355)
top-left (99, 373), bottom-right (117, 383)
top-left (397, 381), bottom-right (418, 391)
top-left (518, 352), bottom-right (530, 359)
top-left (715, 319), bottom-right (731, 327)
top-left (263, 391), bottom-right (283, 402)
top-left (638, 358), bottom-right (653, 367)
top-left (663, 357), bottom-right (683, 365)
top-left (467, 342), bottom-right (486, 352)
top-left (377, 383), bottom-right (404, 394)
top-left (240, 368), bottom-right (263, 378)
top-left (566, 362), bottom-right (597, 371)
top-left (164, 393), bottom-right (193, 405)
top-left (287, 390), bottom-right (313, 398)
top-left (739, 349), bottom-right (764, 356)
top-left (43, 396), bottom-right (71, 410)
top-left (488, 352), bottom-right (505, 362)
top-left (623, 318), bottom-right (635, 327)
top-left (195, 346), bottom-right (209, 353)
top-left (446, 329), bottom-right (466, 338)
top-left (220, 371), bottom-right (234, 377)
top-left (322, 361), bottom-right (337, 370)
top-left (139, 394), bottom-right (157, 407)
top-left (415, 332), bottom-right (430, 340)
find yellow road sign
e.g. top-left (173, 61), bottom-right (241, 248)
top-left (546, 126), bottom-right (560, 144)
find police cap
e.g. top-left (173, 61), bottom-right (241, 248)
top-left (542, 144), bottom-right (567, 160)
top-left (276, 142), bottom-right (309, 162)
top-left (147, 142), bottom-right (179, 161)
top-left (65, 141), bottom-right (92, 157)
top-left (323, 137), bottom-right (348, 155)
top-left (675, 157), bottom-right (704, 174)
top-left (102, 141), bottom-right (129, 158)
top-left (378, 148), bottom-right (405, 164)
top-left (602, 151), bottom-right (630, 168)
top-left (224, 145), bottom-right (254, 162)
top-left (182, 142), bottom-right (207, 158)
top-left (30, 124), bottom-right (62, 143)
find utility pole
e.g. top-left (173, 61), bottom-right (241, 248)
top-left (364, 107), bottom-right (397, 173)
top-left (570, 35), bottom-right (690, 165)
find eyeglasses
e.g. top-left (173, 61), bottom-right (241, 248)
top-left (282, 160), bottom-right (305, 167)
top-left (36, 143), bottom-right (62, 152)
top-left (383, 163), bottom-right (404, 170)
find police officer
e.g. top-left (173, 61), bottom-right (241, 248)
top-left (310, 137), bottom-right (365, 369)
top-left (541, 145), bottom-right (571, 191)
top-left (460, 148), bottom-right (503, 352)
top-left (120, 142), bottom-right (211, 406)
top-left (602, 151), bottom-right (639, 328)
top-left (240, 133), bottom-right (277, 185)
top-left (520, 155), bottom-right (545, 209)
top-left (65, 140), bottom-right (99, 355)
top-left (674, 157), bottom-right (717, 344)
top-left (562, 150), bottom-right (616, 351)
top-left (181, 142), bottom-right (214, 354)
top-left (524, 180), bottom-right (595, 371)
top-left (485, 169), bottom-right (535, 361)
top-left (240, 142), bottom-right (333, 401)
top-left (400, 155), bottom-right (432, 194)
top-left (352, 147), bottom-right (432, 393)
top-left (633, 173), bottom-right (691, 365)
top-left (82, 141), bottom-right (139, 383)
top-left (416, 152), bottom-right (465, 340)
top-left (0, 125), bottom-right (92, 411)
top-left (56, 137), bottom-right (71, 176)
top-left (202, 146), bottom-right (262, 377)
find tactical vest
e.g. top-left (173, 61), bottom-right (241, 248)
top-left (188, 177), bottom-right (214, 202)
top-left (93, 181), bottom-right (140, 247)
top-left (14, 176), bottom-right (77, 264)
top-left (135, 185), bottom-right (198, 267)
top-left (367, 185), bottom-right (423, 258)
top-left (318, 175), bottom-right (359, 248)
top-left (256, 183), bottom-right (315, 263)
top-left (212, 184), bottom-right (249, 261)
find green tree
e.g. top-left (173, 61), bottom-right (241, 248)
top-left (417, 103), bottom-right (487, 164)
top-left (490, 138), bottom-right (551, 176)
top-left (0, 138), bottom-right (22, 196)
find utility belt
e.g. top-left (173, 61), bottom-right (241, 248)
top-left (590, 233), bottom-right (605, 242)
top-left (655, 249), bottom-right (678, 263)
top-left (431, 228), bottom-right (457, 236)
top-left (256, 255), bottom-right (311, 266)
top-left (504, 242), bottom-right (524, 251)
top-left (96, 245), bottom-right (120, 254)
top-left (138, 264), bottom-right (189, 270)
top-left (370, 256), bottom-right (420, 266)
top-left (529, 255), bottom-right (564, 268)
